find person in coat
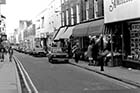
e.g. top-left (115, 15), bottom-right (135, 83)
top-left (8, 46), bottom-right (13, 62)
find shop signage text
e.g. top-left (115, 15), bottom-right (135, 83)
top-left (104, 0), bottom-right (140, 23)
top-left (109, 0), bottom-right (133, 12)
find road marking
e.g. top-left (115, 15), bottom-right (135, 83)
top-left (14, 56), bottom-right (39, 93)
top-left (14, 56), bottom-right (31, 93)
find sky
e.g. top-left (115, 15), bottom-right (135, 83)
top-left (1, 0), bottom-right (51, 36)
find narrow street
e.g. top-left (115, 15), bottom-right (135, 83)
top-left (14, 51), bottom-right (140, 93)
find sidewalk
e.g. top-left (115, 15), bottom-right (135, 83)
top-left (69, 59), bottom-right (140, 87)
top-left (0, 54), bottom-right (21, 93)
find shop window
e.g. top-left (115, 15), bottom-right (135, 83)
top-left (127, 23), bottom-right (140, 61)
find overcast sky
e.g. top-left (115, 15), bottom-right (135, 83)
top-left (1, 0), bottom-right (51, 35)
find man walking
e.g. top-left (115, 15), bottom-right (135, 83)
top-left (8, 46), bottom-right (13, 62)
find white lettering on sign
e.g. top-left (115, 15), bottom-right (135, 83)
top-left (104, 0), bottom-right (140, 23)
top-left (109, 0), bottom-right (133, 12)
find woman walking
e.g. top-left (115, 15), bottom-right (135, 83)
top-left (87, 40), bottom-right (95, 66)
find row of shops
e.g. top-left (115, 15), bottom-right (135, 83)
top-left (53, 17), bottom-right (140, 68)
top-left (51, 0), bottom-right (140, 69)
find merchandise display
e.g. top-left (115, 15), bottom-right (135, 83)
top-left (130, 23), bottom-right (140, 60)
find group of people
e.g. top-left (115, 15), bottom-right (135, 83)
top-left (72, 34), bottom-right (111, 70)
top-left (0, 45), bottom-right (13, 62)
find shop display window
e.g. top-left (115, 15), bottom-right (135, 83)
top-left (127, 23), bottom-right (140, 61)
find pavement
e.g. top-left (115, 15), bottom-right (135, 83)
top-left (69, 59), bottom-right (140, 88)
top-left (0, 54), bottom-right (21, 93)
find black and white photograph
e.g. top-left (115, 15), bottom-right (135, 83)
top-left (1, 0), bottom-right (140, 93)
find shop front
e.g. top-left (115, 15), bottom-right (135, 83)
top-left (53, 18), bottom-right (104, 60)
top-left (71, 18), bottom-right (104, 47)
top-left (71, 18), bottom-right (104, 60)
top-left (104, 0), bottom-right (140, 68)
top-left (122, 21), bottom-right (140, 69)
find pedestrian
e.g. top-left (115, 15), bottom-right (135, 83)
top-left (86, 40), bottom-right (94, 66)
top-left (1, 48), bottom-right (5, 62)
top-left (97, 35), bottom-right (110, 71)
top-left (8, 46), bottom-right (13, 62)
top-left (67, 39), bottom-right (72, 58)
top-left (72, 42), bottom-right (80, 63)
top-left (0, 43), bottom-right (5, 62)
top-left (92, 35), bottom-right (101, 66)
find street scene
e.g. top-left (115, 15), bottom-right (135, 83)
top-left (1, 0), bottom-right (140, 93)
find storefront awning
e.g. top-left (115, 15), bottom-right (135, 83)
top-left (72, 19), bottom-right (104, 37)
top-left (54, 27), bottom-right (67, 40)
top-left (60, 26), bottom-right (75, 39)
top-left (72, 22), bottom-right (90, 37)
top-left (88, 19), bottom-right (104, 36)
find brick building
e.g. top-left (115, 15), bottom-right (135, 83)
top-left (54, 0), bottom-right (104, 55)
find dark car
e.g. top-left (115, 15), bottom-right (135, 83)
top-left (48, 47), bottom-right (69, 63)
top-left (32, 48), bottom-right (46, 57)
top-left (25, 48), bottom-right (33, 54)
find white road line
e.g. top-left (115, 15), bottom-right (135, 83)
top-left (13, 59), bottom-right (22, 93)
top-left (14, 56), bottom-right (32, 93)
top-left (15, 56), bottom-right (39, 93)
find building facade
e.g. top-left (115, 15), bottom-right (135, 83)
top-left (32, 0), bottom-right (61, 50)
top-left (54, 0), bottom-right (104, 58)
top-left (104, 0), bottom-right (140, 68)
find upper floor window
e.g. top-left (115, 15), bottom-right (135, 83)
top-left (94, 0), bottom-right (104, 18)
top-left (76, 4), bottom-right (80, 23)
top-left (66, 10), bottom-right (69, 25)
top-left (71, 7), bottom-right (74, 25)
top-left (86, 0), bottom-right (89, 20)
top-left (94, 0), bottom-right (98, 18)
top-left (61, 12), bottom-right (65, 26)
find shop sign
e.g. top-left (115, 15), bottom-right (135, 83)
top-left (104, 0), bottom-right (140, 23)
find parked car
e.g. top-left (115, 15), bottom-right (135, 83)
top-left (48, 47), bottom-right (69, 63)
top-left (25, 48), bottom-right (33, 54)
top-left (32, 48), bottom-right (47, 57)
